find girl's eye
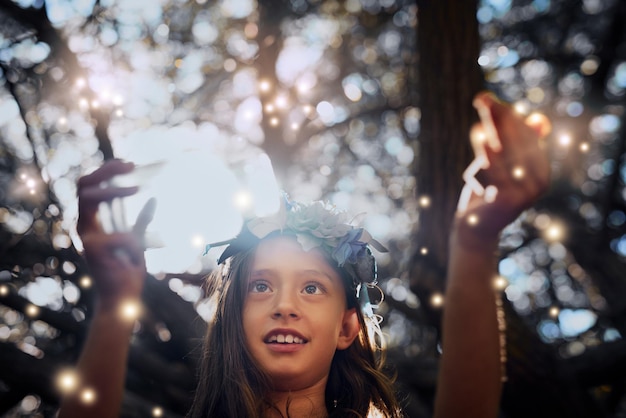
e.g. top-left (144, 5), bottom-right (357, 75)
top-left (250, 282), bottom-right (271, 293)
top-left (303, 284), bottom-right (324, 295)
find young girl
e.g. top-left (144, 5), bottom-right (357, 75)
top-left (58, 92), bottom-right (550, 418)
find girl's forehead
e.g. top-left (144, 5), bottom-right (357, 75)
top-left (252, 236), bottom-right (336, 274)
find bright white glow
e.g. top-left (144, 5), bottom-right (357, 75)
top-left (580, 142), bottom-right (590, 152)
top-left (259, 80), bottom-right (271, 92)
top-left (57, 370), bottom-right (79, 393)
top-left (420, 247), bottom-right (428, 255)
top-left (418, 195), bottom-right (431, 208)
top-left (79, 276), bottom-right (92, 288)
top-left (467, 214), bottom-right (479, 225)
top-left (431, 293), bottom-right (444, 307)
top-left (26, 304), bottom-right (40, 317)
top-left (0, 285), bottom-right (8, 296)
top-left (558, 133), bottom-right (572, 146)
top-left (120, 301), bottom-right (141, 320)
top-left (512, 166), bottom-right (525, 179)
top-left (81, 388), bottom-right (96, 404)
top-left (549, 306), bottom-right (560, 318)
top-left (494, 276), bottom-right (508, 290)
top-left (153, 406), bottom-right (164, 417)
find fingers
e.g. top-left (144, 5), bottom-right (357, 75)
top-left (77, 159), bottom-right (135, 189)
top-left (132, 198), bottom-right (157, 236)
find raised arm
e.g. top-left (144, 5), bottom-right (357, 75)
top-left (58, 160), bottom-right (154, 418)
top-left (434, 92), bottom-right (551, 418)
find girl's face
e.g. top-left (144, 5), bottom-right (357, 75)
top-left (242, 236), bottom-right (359, 392)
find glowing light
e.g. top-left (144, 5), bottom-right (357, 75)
top-left (115, 109), bottom-right (124, 117)
top-left (303, 105), bottom-right (313, 115)
top-left (512, 166), bottom-right (525, 179)
top-left (420, 247), bottom-right (428, 255)
top-left (269, 117), bottom-right (279, 126)
top-left (233, 191), bottom-right (253, 211)
top-left (79, 98), bottom-right (89, 109)
top-left (75, 78), bottom-right (86, 88)
top-left (79, 276), bottom-right (92, 288)
top-left (26, 179), bottom-right (36, 188)
top-left (290, 122), bottom-right (299, 130)
top-left (25, 304), bottom-right (40, 317)
top-left (58, 116), bottom-right (67, 125)
top-left (494, 276), bottom-right (508, 290)
top-left (112, 94), bottom-right (124, 106)
top-left (513, 101), bottom-right (529, 115)
top-left (91, 100), bottom-right (100, 109)
top-left (265, 103), bottom-right (275, 113)
top-left (57, 370), bottom-right (79, 393)
top-left (152, 406), bottom-right (164, 417)
top-left (526, 112), bottom-right (545, 126)
top-left (431, 293), bottom-right (444, 307)
top-left (580, 142), bottom-right (589, 152)
top-left (0, 285), bottom-right (8, 296)
top-left (558, 133), bottom-right (572, 147)
top-left (120, 301), bottom-right (141, 320)
top-left (275, 95), bottom-right (288, 109)
top-left (191, 235), bottom-right (204, 248)
top-left (545, 224), bottom-right (564, 242)
top-left (81, 388), bottom-right (96, 404)
top-left (549, 306), bottom-right (560, 318)
top-left (467, 214), bottom-right (479, 226)
top-left (259, 80), bottom-right (271, 92)
top-left (418, 196), bottom-right (431, 208)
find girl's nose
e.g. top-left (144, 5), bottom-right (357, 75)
top-left (271, 291), bottom-right (300, 319)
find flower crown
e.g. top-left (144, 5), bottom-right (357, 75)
top-left (208, 195), bottom-right (387, 294)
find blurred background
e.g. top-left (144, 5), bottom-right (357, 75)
top-left (1, 0), bottom-right (625, 416)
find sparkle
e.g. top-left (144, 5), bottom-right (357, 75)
top-left (57, 370), bottom-right (79, 393)
top-left (513, 101), bottom-right (529, 115)
top-left (275, 95), bottom-right (288, 109)
top-left (265, 103), bottom-right (275, 113)
top-left (558, 133), bottom-right (572, 147)
top-left (26, 304), bottom-right (40, 317)
top-left (0, 285), bottom-right (8, 296)
top-left (233, 191), bottom-right (253, 210)
top-left (75, 78), bottom-right (86, 88)
top-left (494, 276), bottom-right (508, 290)
top-left (545, 224), bottom-right (564, 242)
top-left (290, 122), bottom-right (299, 130)
top-left (467, 214), bottom-right (479, 226)
top-left (549, 306), bottom-right (560, 318)
top-left (420, 247), bottom-right (428, 255)
top-left (91, 100), bottom-right (100, 109)
top-left (259, 80), bottom-right (271, 92)
top-left (81, 388), bottom-right (96, 404)
top-left (152, 406), bottom-right (164, 417)
top-left (580, 142), bottom-right (589, 152)
top-left (269, 117), bottom-right (279, 127)
top-left (303, 105), bottom-right (313, 115)
top-left (512, 166), bottom-right (525, 179)
top-left (120, 301), bottom-right (141, 320)
top-left (418, 195), bottom-right (431, 208)
top-left (431, 293), bottom-right (444, 307)
top-left (79, 276), bottom-right (92, 288)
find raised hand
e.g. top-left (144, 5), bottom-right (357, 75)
top-left (455, 91), bottom-right (551, 248)
top-left (77, 159), bottom-right (155, 309)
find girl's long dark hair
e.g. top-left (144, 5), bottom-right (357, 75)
top-left (187, 247), bottom-right (404, 418)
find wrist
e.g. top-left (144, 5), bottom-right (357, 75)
top-left (450, 217), bottom-right (500, 255)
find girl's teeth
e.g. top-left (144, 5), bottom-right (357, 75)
top-left (268, 334), bottom-right (304, 344)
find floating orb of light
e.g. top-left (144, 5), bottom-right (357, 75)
top-left (79, 276), bottom-right (92, 288)
top-left (25, 304), bottom-right (40, 317)
top-left (558, 133), bottom-right (572, 147)
top-left (494, 276), bottom-right (508, 290)
top-left (420, 247), bottom-right (428, 255)
top-left (269, 117), bottom-right (279, 126)
top-left (0, 285), bottom-right (8, 296)
top-left (545, 223), bottom-right (564, 242)
top-left (418, 195), bottom-right (431, 208)
top-left (549, 306), bottom-right (560, 318)
top-left (512, 166), bottom-right (525, 179)
top-left (152, 406), bottom-right (164, 417)
top-left (56, 370), bottom-right (79, 393)
top-left (259, 80), bottom-right (271, 92)
top-left (81, 388), bottom-right (96, 404)
top-left (120, 301), bottom-right (141, 321)
top-left (431, 293), bottom-right (444, 307)
top-left (580, 142), bottom-right (590, 152)
top-left (467, 214), bottom-right (479, 226)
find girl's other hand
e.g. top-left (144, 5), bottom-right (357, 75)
top-left (455, 91), bottom-right (551, 250)
top-left (77, 160), bottom-right (155, 310)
